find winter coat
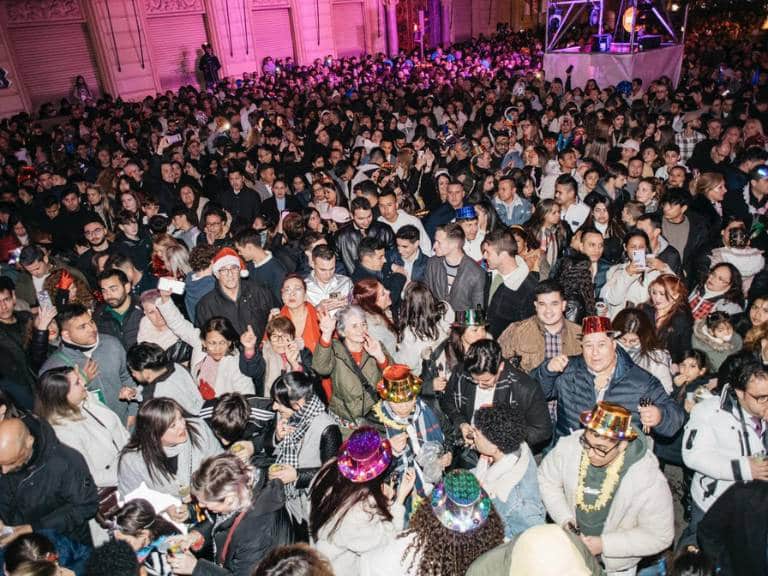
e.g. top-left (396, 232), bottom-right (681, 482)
top-left (682, 387), bottom-right (765, 513)
top-left (312, 339), bottom-right (392, 425)
top-left (40, 336), bottom-right (138, 425)
top-left (335, 222), bottom-right (396, 275)
top-left (195, 279), bottom-right (273, 340)
top-left (484, 258), bottom-right (537, 339)
top-left (424, 254), bottom-right (486, 313)
top-left (191, 478), bottom-right (290, 576)
top-left (50, 392), bottom-right (130, 488)
top-left (157, 298), bottom-right (255, 397)
top-left (698, 481), bottom-right (768, 576)
top-left (313, 497), bottom-right (406, 576)
top-left (498, 315), bottom-right (582, 374)
top-left (691, 319), bottom-right (742, 372)
top-left (394, 312), bottom-right (453, 377)
top-left (0, 415), bottom-right (99, 544)
top-left (538, 430), bottom-right (674, 574)
top-left (709, 246), bottom-right (765, 293)
top-left (184, 273), bottom-right (215, 325)
top-left (440, 363), bottom-right (553, 452)
top-left (472, 443), bottom-right (546, 539)
top-left (93, 298), bottom-right (144, 350)
top-left (0, 311), bottom-right (48, 395)
top-left (600, 262), bottom-right (670, 319)
top-left (117, 419), bottom-right (221, 498)
top-left (531, 346), bottom-right (684, 443)
top-left (641, 305), bottom-right (694, 364)
top-left (138, 363), bottom-right (204, 416)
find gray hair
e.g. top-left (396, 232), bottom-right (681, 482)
top-left (336, 304), bottom-right (366, 337)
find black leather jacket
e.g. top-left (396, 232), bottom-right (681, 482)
top-left (334, 221), bottom-right (396, 275)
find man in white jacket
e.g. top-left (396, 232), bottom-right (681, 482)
top-left (682, 361), bottom-right (768, 544)
top-left (538, 401), bottom-right (673, 576)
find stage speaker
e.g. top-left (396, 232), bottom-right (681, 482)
top-left (638, 34), bottom-right (661, 50)
top-left (591, 34), bottom-right (613, 53)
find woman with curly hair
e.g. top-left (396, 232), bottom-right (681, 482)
top-left (361, 470), bottom-right (505, 576)
top-left (553, 253), bottom-right (597, 323)
top-left (472, 403), bottom-right (545, 538)
top-left (43, 268), bottom-right (95, 309)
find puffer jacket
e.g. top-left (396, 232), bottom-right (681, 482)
top-left (709, 246), bottom-right (765, 293)
top-left (531, 346), bottom-right (684, 443)
top-left (192, 477), bottom-right (290, 576)
top-left (498, 315), bottom-right (582, 374)
top-left (0, 415), bottom-right (98, 544)
top-left (538, 430), bottom-right (674, 574)
top-left (682, 386), bottom-right (765, 513)
top-left (312, 339), bottom-right (392, 425)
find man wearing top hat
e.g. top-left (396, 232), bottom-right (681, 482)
top-left (538, 401), bottom-right (674, 576)
top-left (531, 316), bottom-right (684, 444)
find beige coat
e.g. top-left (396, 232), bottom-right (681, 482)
top-left (538, 431), bottom-right (674, 575)
top-left (498, 316), bottom-right (582, 374)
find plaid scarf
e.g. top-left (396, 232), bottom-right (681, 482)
top-left (689, 290), bottom-right (717, 320)
top-left (275, 393), bottom-right (327, 499)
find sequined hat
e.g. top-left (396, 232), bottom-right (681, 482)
top-left (430, 470), bottom-right (492, 533)
top-left (579, 401), bottom-right (638, 441)
top-left (376, 364), bottom-right (422, 403)
top-left (455, 205), bottom-right (478, 221)
top-left (337, 427), bottom-right (392, 483)
top-left (453, 307), bottom-right (488, 327)
top-left (581, 316), bottom-right (619, 337)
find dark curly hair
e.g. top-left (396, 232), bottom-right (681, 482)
top-left (401, 501), bottom-right (504, 575)
top-left (474, 403), bottom-right (526, 454)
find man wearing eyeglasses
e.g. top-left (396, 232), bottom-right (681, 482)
top-left (538, 401), bottom-right (673, 576)
top-left (681, 361), bottom-right (768, 546)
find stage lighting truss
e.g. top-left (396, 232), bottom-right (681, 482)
top-left (545, 0), bottom-right (687, 53)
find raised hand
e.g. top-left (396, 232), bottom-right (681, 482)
top-left (83, 359), bottom-right (99, 383)
top-left (319, 309), bottom-right (337, 340)
top-left (34, 306), bottom-right (58, 331)
top-left (362, 333), bottom-right (385, 363)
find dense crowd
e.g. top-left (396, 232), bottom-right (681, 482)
top-left (0, 19), bottom-right (766, 576)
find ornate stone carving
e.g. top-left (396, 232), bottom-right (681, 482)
top-left (6, 0), bottom-right (83, 25)
top-left (144, 0), bottom-right (204, 14)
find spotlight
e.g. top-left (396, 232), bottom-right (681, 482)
top-left (671, 3), bottom-right (680, 11)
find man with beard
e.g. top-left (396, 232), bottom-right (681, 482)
top-left (76, 214), bottom-right (123, 287)
top-left (93, 268), bottom-right (143, 350)
top-left (39, 304), bottom-right (137, 426)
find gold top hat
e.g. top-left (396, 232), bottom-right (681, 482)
top-left (579, 401), bottom-right (638, 441)
top-left (376, 364), bottom-right (422, 403)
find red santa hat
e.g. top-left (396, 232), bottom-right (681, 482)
top-left (211, 247), bottom-right (248, 278)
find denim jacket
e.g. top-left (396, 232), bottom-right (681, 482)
top-left (492, 195), bottom-right (533, 227)
top-left (473, 443), bottom-right (545, 539)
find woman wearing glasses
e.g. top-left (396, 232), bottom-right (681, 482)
top-left (260, 316), bottom-right (312, 396)
top-left (155, 291), bottom-right (255, 399)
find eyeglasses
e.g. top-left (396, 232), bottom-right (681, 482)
top-left (218, 265), bottom-right (241, 276)
top-left (579, 433), bottom-right (620, 457)
top-left (270, 333), bottom-right (291, 343)
top-left (746, 391), bottom-right (768, 405)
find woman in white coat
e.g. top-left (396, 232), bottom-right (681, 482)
top-left (309, 427), bottom-right (413, 576)
top-left (155, 291), bottom-right (255, 399)
top-left (36, 366), bottom-right (129, 488)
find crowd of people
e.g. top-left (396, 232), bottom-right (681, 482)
top-left (0, 17), bottom-right (766, 576)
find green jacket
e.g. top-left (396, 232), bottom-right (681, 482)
top-left (312, 339), bottom-right (391, 425)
